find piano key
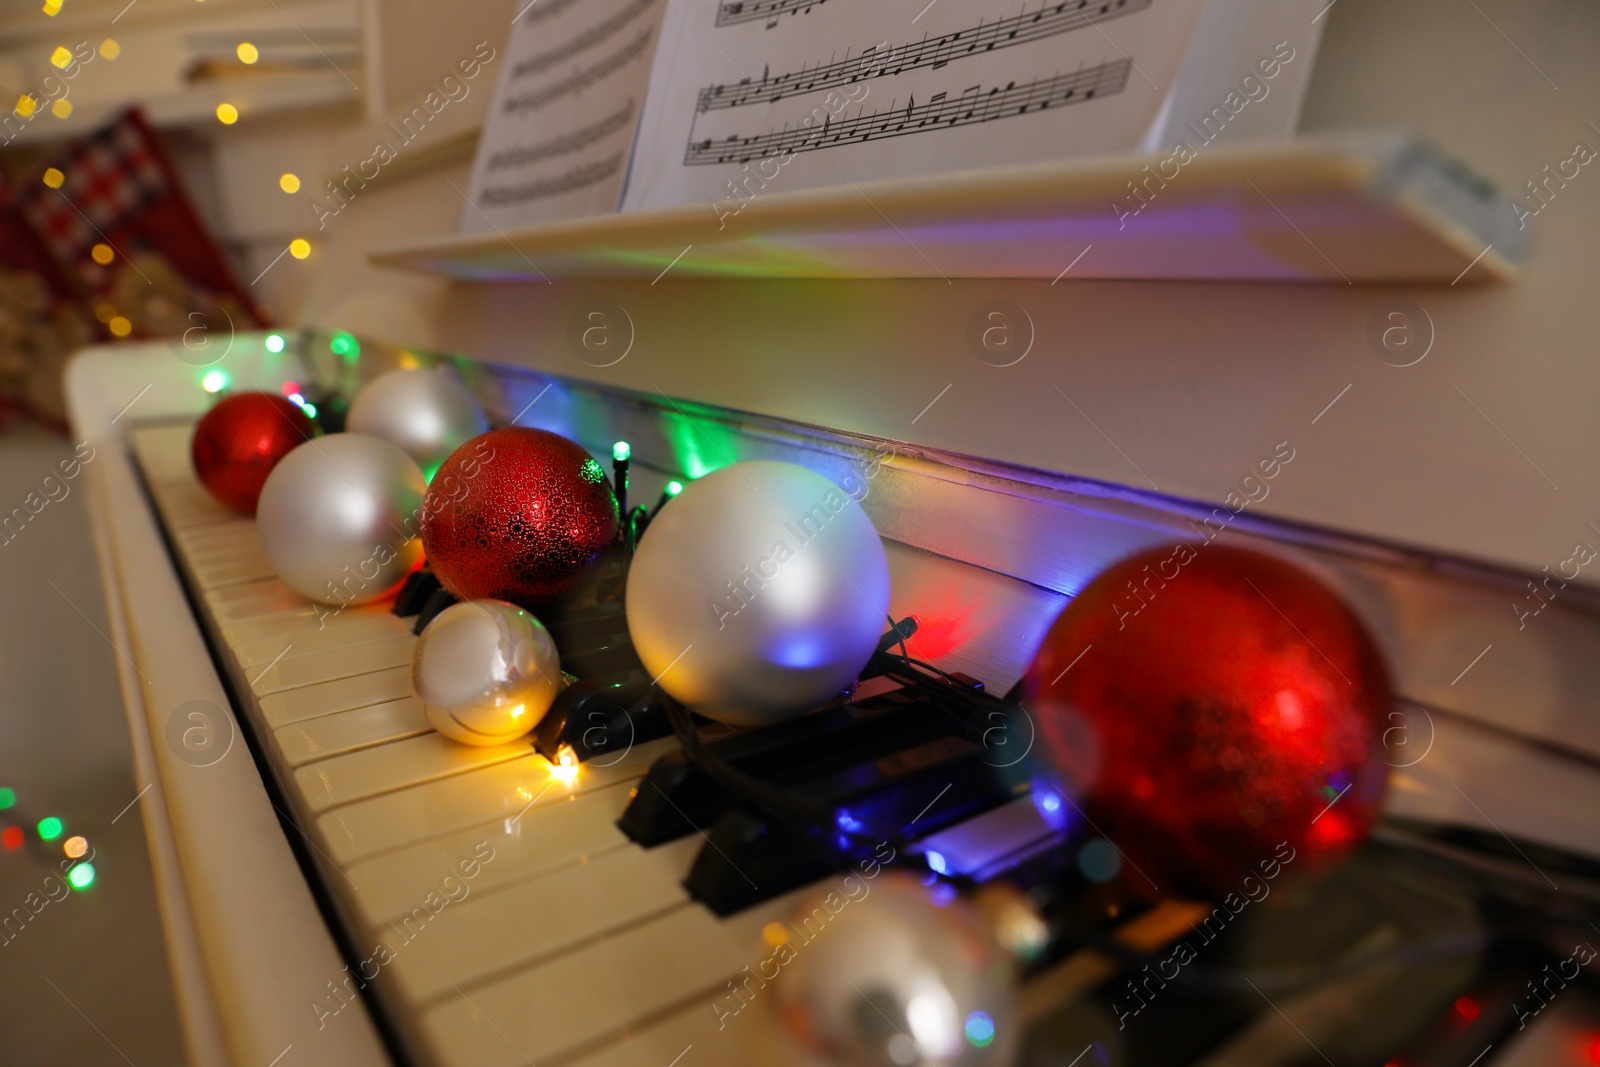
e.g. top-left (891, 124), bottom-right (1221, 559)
top-left (272, 697), bottom-right (429, 768)
top-left (340, 780), bottom-right (642, 925)
top-left (232, 612), bottom-right (414, 667)
top-left (259, 666), bottom-right (413, 728)
top-left (292, 732), bottom-right (534, 814)
top-left (315, 740), bottom-right (674, 865)
top-left (559, 998), bottom-right (753, 1067)
top-left (205, 579), bottom-right (319, 622)
top-left (377, 837), bottom-right (703, 1006)
top-left (220, 602), bottom-right (395, 645)
top-left (249, 633), bottom-right (415, 695)
top-left (415, 897), bottom-right (797, 1067)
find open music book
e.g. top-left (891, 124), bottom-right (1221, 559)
top-left (460, 0), bottom-right (1328, 234)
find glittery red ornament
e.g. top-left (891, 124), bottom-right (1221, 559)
top-left (421, 427), bottom-right (619, 607)
top-left (1023, 544), bottom-right (1391, 899)
top-left (191, 392), bottom-right (316, 513)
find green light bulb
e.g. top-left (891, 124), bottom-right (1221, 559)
top-left (201, 370), bottom-right (228, 393)
top-left (68, 863), bottom-right (95, 890)
top-left (264, 333), bottom-right (286, 353)
top-left (612, 441), bottom-right (631, 462)
top-left (37, 816), bottom-right (63, 841)
top-left (0, 787), bottom-right (13, 809)
top-left (666, 480), bottom-right (684, 496)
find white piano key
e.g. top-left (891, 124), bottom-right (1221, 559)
top-left (377, 837), bottom-right (702, 1006)
top-left (250, 634), bottom-right (416, 695)
top-left (259, 666), bottom-right (413, 728)
top-left (415, 899), bottom-right (795, 1067)
top-left (206, 579), bottom-right (317, 622)
top-left (190, 553), bottom-right (279, 589)
top-left (315, 741), bottom-right (673, 865)
top-left (340, 780), bottom-right (640, 925)
top-left (233, 613), bottom-right (415, 668)
top-left (560, 996), bottom-right (755, 1067)
top-left (292, 733), bottom-right (533, 814)
top-left (221, 602), bottom-right (395, 646)
top-left (273, 697), bottom-right (430, 767)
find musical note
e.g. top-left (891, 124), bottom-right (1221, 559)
top-left (487, 102), bottom-right (637, 171)
top-left (696, 0), bottom-right (1148, 112)
top-left (479, 155), bottom-right (625, 205)
top-left (511, 0), bottom-right (661, 81)
top-left (503, 29), bottom-right (655, 114)
top-left (716, 0), bottom-right (835, 29)
top-left (682, 58), bottom-right (1131, 165)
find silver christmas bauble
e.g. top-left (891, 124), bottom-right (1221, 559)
top-left (256, 433), bottom-right (426, 606)
top-left (625, 460), bottom-right (890, 726)
top-left (346, 367), bottom-right (488, 475)
top-left (755, 871), bottom-right (1019, 1067)
top-left (412, 600), bottom-right (563, 746)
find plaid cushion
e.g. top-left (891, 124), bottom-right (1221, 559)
top-left (20, 114), bottom-right (168, 286)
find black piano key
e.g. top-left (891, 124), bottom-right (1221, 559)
top-left (392, 567), bottom-right (440, 617)
top-left (617, 684), bottom-right (981, 847)
top-left (412, 586), bottom-right (459, 635)
top-left (685, 736), bottom-right (1021, 914)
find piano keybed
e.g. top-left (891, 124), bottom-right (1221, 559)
top-left (128, 413), bottom-right (1585, 1067)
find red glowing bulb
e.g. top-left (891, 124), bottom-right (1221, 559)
top-left (1453, 996), bottom-right (1480, 1023)
top-left (1, 826), bottom-right (23, 850)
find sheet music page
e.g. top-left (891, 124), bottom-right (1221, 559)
top-left (460, 0), bottom-right (667, 234)
top-left (621, 0), bottom-right (1206, 215)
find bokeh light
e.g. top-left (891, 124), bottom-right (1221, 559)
top-left (37, 817), bottom-right (63, 841)
top-left (91, 242), bottom-right (114, 265)
top-left (1, 826), bottom-right (22, 850)
top-left (264, 333), bottom-right (286, 353)
top-left (279, 173), bottom-right (300, 194)
top-left (202, 370), bottom-right (229, 393)
top-left (236, 42), bottom-right (259, 64)
top-left (42, 167), bottom-right (64, 189)
top-left (0, 787), bottom-right (13, 809)
top-left (216, 103), bottom-right (239, 125)
top-left (50, 46), bottom-right (73, 69)
top-left (109, 316), bottom-right (133, 338)
top-left (99, 39), bottom-right (120, 59)
top-left (63, 835), bottom-right (87, 859)
top-left (51, 99), bottom-right (72, 119)
top-left (289, 238), bottom-right (311, 259)
top-left (67, 863), bottom-right (95, 890)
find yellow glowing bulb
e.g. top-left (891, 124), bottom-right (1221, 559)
top-left (216, 102), bottom-right (238, 125)
top-left (51, 99), bottom-right (72, 119)
top-left (43, 0), bottom-right (62, 15)
top-left (42, 167), bottom-right (64, 189)
top-left (16, 95), bottom-right (37, 117)
top-left (50, 46), bottom-right (73, 69)
top-left (90, 243), bottom-right (114, 265)
top-left (289, 238), bottom-right (311, 259)
top-left (550, 745), bottom-right (580, 785)
top-left (278, 172), bottom-right (300, 194)
top-left (63, 836), bottom-right (87, 858)
top-left (762, 922), bottom-right (789, 948)
top-left (108, 316), bottom-right (133, 338)
top-left (99, 39), bottom-right (120, 60)
top-left (510, 704), bottom-right (526, 720)
top-left (93, 303), bottom-right (116, 323)
top-left (237, 42), bottom-right (259, 64)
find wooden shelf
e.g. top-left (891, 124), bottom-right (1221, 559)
top-left (370, 132), bottom-right (1527, 284)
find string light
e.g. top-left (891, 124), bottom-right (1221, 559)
top-left (42, 167), bottom-right (64, 189)
top-left (99, 39), bottom-right (120, 60)
top-left (264, 333), bottom-right (286, 353)
top-left (37, 817), bottom-right (63, 841)
top-left (50, 46), bottom-right (73, 69)
top-left (550, 745), bottom-right (580, 785)
top-left (109, 316), bottom-right (132, 338)
top-left (0, 787), bottom-right (13, 809)
top-left (67, 863), bottom-right (95, 890)
top-left (236, 42), bottom-right (259, 64)
top-left (51, 99), bottom-right (71, 119)
top-left (329, 332), bottom-right (357, 356)
top-left (279, 173), bottom-right (300, 194)
top-left (289, 238), bottom-right (311, 259)
top-left (1, 827), bottom-right (22, 850)
top-left (202, 370), bottom-right (229, 393)
top-left (91, 243), bottom-right (114, 265)
top-left (216, 103), bottom-right (239, 125)
top-left (42, 0), bottom-right (63, 16)
top-left (63, 836), bottom-right (87, 859)
top-left (16, 95), bottom-right (37, 117)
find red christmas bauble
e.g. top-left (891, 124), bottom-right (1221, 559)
top-left (191, 392), bottom-right (316, 513)
top-left (1023, 544), bottom-right (1391, 899)
top-left (421, 427), bottom-right (619, 607)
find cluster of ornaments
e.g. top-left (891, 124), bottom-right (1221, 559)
top-left (193, 352), bottom-right (1397, 1067)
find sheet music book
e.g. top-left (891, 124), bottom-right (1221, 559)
top-left (459, 0), bottom-right (667, 233)
top-left (461, 0), bottom-right (1326, 230)
top-left (622, 0), bottom-right (1210, 214)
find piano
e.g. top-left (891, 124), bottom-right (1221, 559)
top-left (67, 327), bottom-right (1600, 1067)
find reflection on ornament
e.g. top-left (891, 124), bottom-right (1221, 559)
top-left (755, 871), bottom-right (1018, 1067)
top-left (626, 460), bottom-right (890, 726)
top-left (413, 600), bottom-right (562, 746)
top-left (347, 367), bottom-right (488, 475)
top-left (421, 427), bottom-right (619, 608)
top-left (1023, 544), bottom-right (1391, 899)
top-left (256, 433), bottom-right (426, 605)
top-left (190, 391), bottom-right (314, 513)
